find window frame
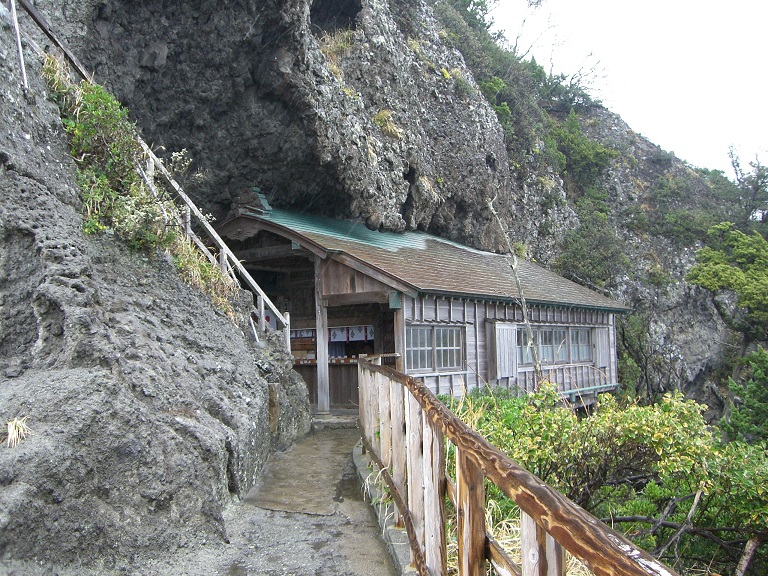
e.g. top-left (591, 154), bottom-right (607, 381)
top-left (515, 325), bottom-right (593, 367)
top-left (406, 324), bottom-right (465, 373)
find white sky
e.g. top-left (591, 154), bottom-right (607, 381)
top-left (491, 0), bottom-right (767, 175)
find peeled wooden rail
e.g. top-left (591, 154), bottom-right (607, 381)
top-left (14, 0), bottom-right (291, 351)
top-left (358, 357), bottom-right (679, 576)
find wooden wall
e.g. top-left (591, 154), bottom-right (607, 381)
top-left (403, 294), bottom-right (618, 397)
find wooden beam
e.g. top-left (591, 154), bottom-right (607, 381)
top-left (324, 291), bottom-right (391, 307)
top-left (331, 252), bottom-right (418, 298)
top-left (239, 244), bottom-right (312, 262)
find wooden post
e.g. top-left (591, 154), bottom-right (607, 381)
top-left (283, 311), bottom-right (291, 354)
top-left (521, 512), bottom-right (564, 576)
top-left (405, 392), bottom-right (425, 561)
top-left (379, 372), bottom-right (392, 469)
top-left (394, 307), bottom-right (405, 373)
top-left (456, 448), bottom-right (486, 576)
top-left (258, 294), bottom-right (266, 332)
top-left (390, 378), bottom-right (406, 526)
top-left (358, 363), bottom-right (369, 452)
top-left (315, 257), bottom-right (330, 414)
top-left (423, 418), bottom-right (446, 575)
top-left (369, 372), bottom-right (381, 456)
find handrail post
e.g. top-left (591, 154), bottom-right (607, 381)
top-left (521, 512), bottom-right (565, 576)
top-left (389, 378), bottom-right (406, 527)
top-left (185, 205), bottom-right (191, 237)
top-left (405, 393), bottom-right (425, 564)
top-left (456, 448), bottom-right (485, 576)
top-left (423, 417), bottom-right (446, 575)
top-left (283, 311), bottom-right (291, 353)
top-left (258, 294), bottom-right (266, 332)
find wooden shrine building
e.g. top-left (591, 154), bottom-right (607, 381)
top-left (218, 199), bottom-right (630, 412)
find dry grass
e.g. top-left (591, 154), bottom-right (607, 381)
top-left (4, 417), bottom-right (31, 448)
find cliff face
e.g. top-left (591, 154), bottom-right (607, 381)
top-left (30, 0), bottom-right (560, 252)
top-left (0, 11), bottom-right (309, 569)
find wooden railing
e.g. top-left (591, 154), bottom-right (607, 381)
top-left (137, 142), bottom-right (291, 350)
top-left (358, 356), bottom-right (679, 576)
top-left (12, 0), bottom-right (291, 351)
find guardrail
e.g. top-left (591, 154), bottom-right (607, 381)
top-left (358, 356), bottom-right (679, 576)
top-left (11, 0), bottom-right (290, 351)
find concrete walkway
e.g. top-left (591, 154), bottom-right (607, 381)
top-left (143, 426), bottom-right (399, 576)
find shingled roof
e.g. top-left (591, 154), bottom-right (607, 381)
top-left (221, 208), bottom-right (630, 312)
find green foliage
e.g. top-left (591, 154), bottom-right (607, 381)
top-left (448, 387), bottom-right (768, 574)
top-left (722, 347), bottom-right (768, 443)
top-left (372, 109), bottom-right (404, 139)
top-left (554, 190), bottom-right (627, 288)
top-left (447, 0), bottom-right (498, 31)
top-left (686, 222), bottom-right (768, 339)
top-left (551, 110), bottom-right (619, 193)
top-left (42, 55), bottom-right (238, 317)
top-left (729, 148), bottom-right (768, 229)
top-left (42, 56), bottom-right (173, 251)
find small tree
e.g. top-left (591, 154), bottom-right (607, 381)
top-left (729, 148), bottom-right (768, 229)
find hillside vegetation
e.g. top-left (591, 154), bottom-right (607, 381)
top-left (438, 0), bottom-right (766, 406)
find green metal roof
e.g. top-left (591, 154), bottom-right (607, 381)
top-left (221, 208), bottom-right (630, 312)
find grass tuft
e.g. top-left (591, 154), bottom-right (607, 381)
top-left (4, 417), bottom-right (31, 448)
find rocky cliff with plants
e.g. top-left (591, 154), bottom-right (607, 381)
top-left (32, 0), bottom-right (736, 414)
top-left (1, 0), bottom-right (753, 571)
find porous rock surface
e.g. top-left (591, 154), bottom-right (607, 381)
top-left (26, 0), bottom-right (529, 252)
top-left (0, 15), bottom-right (309, 570)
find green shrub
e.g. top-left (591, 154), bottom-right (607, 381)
top-left (447, 387), bottom-right (768, 574)
top-left (551, 110), bottom-right (618, 193)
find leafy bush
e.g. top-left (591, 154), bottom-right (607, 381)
top-left (551, 110), bottom-right (618, 193)
top-left (686, 222), bottom-right (768, 339)
top-left (42, 56), bottom-right (173, 251)
top-left (447, 386), bottom-right (768, 575)
top-left (554, 196), bottom-right (628, 289)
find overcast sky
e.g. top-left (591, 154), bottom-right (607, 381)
top-left (491, 0), bottom-right (767, 175)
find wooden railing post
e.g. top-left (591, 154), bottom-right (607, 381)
top-left (283, 311), bottom-right (291, 353)
top-left (390, 378), bottom-right (406, 526)
top-left (423, 418), bottom-right (446, 575)
top-left (406, 393), bottom-right (425, 562)
top-left (457, 448), bottom-right (486, 576)
top-left (521, 512), bottom-right (565, 576)
top-left (368, 372), bottom-right (381, 456)
top-left (258, 294), bottom-right (266, 332)
top-left (378, 372), bottom-right (392, 469)
top-left (358, 364), bottom-right (369, 450)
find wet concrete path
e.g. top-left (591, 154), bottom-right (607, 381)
top-left (146, 427), bottom-right (399, 576)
